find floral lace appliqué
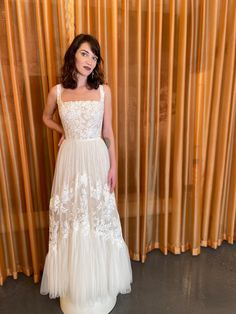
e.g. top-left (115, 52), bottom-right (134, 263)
top-left (57, 84), bottom-right (105, 139)
top-left (49, 173), bottom-right (123, 250)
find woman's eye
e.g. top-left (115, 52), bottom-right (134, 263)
top-left (93, 57), bottom-right (98, 62)
top-left (80, 51), bottom-right (87, 56)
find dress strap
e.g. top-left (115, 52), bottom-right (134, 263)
top-left (56, 84), bottom-right (62, 104)
top-left (99, 85), bottom-right (105, 103)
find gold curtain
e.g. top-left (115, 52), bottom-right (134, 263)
top-left (0, 0), bottom-right (236, 286)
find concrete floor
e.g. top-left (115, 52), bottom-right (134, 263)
top-left (1, 242), bottom-right (236, 314)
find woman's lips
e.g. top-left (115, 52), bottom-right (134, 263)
top-left (83, 66), bottom-right (91, 71)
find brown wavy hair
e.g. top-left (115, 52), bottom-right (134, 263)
top-left (61, 34), bottom-right (104, 89)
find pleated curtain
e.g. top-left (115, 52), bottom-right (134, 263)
top-left (0, 0), bottom-right (235, 286)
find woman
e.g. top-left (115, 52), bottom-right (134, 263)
top-left (40, 34), bottom-right (132, 314)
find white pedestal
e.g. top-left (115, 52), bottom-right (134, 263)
top-left (60, 295), bottom-right (117, 314)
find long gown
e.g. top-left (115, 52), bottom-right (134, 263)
top-left (40, 84), bottom-right (132, 307)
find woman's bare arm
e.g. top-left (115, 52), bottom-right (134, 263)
top-left (42, 85), bottom-right (64, 135)
top-left (102, 85), bottom-right (117, 192)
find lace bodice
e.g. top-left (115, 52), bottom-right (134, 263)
top-left (57, 84), bottom-right (104, 139)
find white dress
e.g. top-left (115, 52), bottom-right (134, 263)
top-left (40, 84), bottom-right (132, 308)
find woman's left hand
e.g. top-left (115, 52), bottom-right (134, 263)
top-left (107, 167), bottom-right (117, 193)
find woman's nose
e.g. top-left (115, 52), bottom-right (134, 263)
top-left (86, 57), bottom-right (92, 65)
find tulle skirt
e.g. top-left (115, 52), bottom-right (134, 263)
top-left (40, 137), bottom-right (132, 306)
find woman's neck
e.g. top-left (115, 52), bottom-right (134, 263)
top-left (76, 75), bottom-right (87, 89)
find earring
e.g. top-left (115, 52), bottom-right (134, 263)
top-left (92, 71), bottom-right (94, 79)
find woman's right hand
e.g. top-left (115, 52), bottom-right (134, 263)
top-left (58, 133), bottom-right (65, 147)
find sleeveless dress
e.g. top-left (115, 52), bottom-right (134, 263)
top-left (40, 84), bottom-right (132, 306)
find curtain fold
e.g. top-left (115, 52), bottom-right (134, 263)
top-left (0, 0), bottom-right (235, 285)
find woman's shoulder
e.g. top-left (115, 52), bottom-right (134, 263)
top-left (49, 84), bottom-right (60, 95)
top-left (47, 84), bottom-right (61, 102)
top-left (102, 84), bottom-right (111, 96)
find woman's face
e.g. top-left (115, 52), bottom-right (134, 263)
top-left (75, 42), bottom-right (98, 77)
